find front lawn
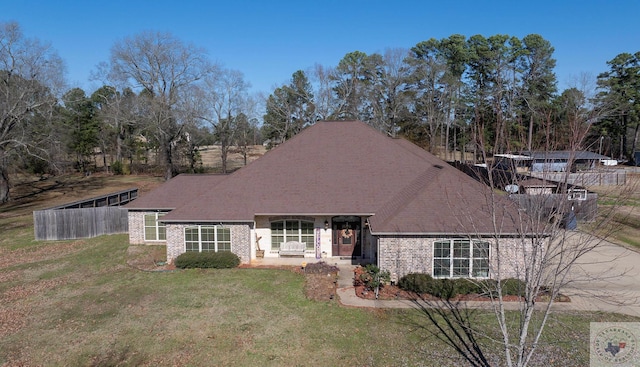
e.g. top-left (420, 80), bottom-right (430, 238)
top-left (0, 233), bottom-right (638, 366)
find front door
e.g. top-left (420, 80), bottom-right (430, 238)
top-left (332, 218), bottom-right (361, 257)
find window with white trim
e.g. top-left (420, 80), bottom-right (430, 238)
top-left (568, 188), bottom-right (587, 201)
top-left (144, 212), bottom-right (166, 241)
top-left (433, 240), bottom-right (489, 278)
top-left (271, 220), bottom-right (314, 250)
top-left (184, 225), bottom-right (231, 252)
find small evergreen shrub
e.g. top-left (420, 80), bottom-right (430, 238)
top-left (112, 161), bottom-right (124, 175)
top-left (500, 278), bottom-right (526, 296)
top-left (451, 278), bottom-right (482, 295)
top-left (397, 273), bottom-right (434, 294)
top-left (397, 273), bottom-right (527, 299)
top-left (175, 251), bottom-right (240, 269)
top-left (355, 264), bottom-right (390, 289)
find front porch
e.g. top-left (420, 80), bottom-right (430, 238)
top-left (249, 256), bottom-right (367, 267)
top-left (254, 215), bottom-right (375, 261)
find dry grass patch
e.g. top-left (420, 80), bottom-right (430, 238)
top-left (586, 171), bottom-right (640, 249)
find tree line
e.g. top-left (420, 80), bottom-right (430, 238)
top-left (1, 21), bottom-right (639, 203)
top-left (265, 35), bottom-right (639, 164)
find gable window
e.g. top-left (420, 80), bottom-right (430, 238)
top-left (433, 240), bottom-right (489, 278)
top-left (270, 220), bottom-right (314, 250)
top-left (144, 212), bottom-right (166, 241)
top-left (185, 225), bottom-right (231, 252)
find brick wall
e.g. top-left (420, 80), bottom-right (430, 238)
top-left (165, 222), bottom-right (252, 264)
top-left (127, 211), bottom-right (168, 245)
top-left (128, 211), bottom-right (145, 244)
top-left (230, 223), bottom-right (252, 263)
top-left (377, 236), bottom-right (538, 280)
top-left (378, 236), bottom-right (433, 280)
top-left (166, 223), bottom-right (186, 262)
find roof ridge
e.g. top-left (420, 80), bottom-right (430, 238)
top-left (370, 164), bottom-right (444, 231)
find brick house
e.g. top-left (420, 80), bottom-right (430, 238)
top-left (126, 120), bottom-right (539, 279)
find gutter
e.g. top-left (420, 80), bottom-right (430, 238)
top-left (370, 231), bottom-right (548, 238)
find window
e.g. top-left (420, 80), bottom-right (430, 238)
top-left (184, 225), bottom-right (231, 252)
top-left (568, 189), bottom-right (587, 201)
top-left (433, 240), bottom-right (489, 278)
top-left (271, 220), bottom-right (314, 250)
top-left (144, 212), bottom-right (166, 241)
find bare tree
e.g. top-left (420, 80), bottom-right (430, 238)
top-left (106, 30), bottom-right (217, 180)
top-left (199, 68), bottom-right (249, 173)
top-left (368, 48), bottom-right (411, 136)
top-left (0, 21), bottom-right (65, 203)
top-left (311, 63), bottom-right (337, 121)
top-left (405, 86), bottom-right (628, 367)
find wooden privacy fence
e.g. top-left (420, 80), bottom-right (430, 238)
top-left (34, 207), bottom-right (129, 240)
top-left (508, 193), bottom-right (598, 222)
top-left (530, 170), bottom-right (626, 186)
top-left (33, 188), bottom-right (137, 241)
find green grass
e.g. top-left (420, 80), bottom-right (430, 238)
top-left (1, 231), bottom-right (639, 366)
top-left (2, 174), bottom-right (640, 366)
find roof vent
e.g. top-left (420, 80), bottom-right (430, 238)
top-left (433, 164), bottom-right (444, 169)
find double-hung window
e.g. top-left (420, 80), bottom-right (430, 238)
top-left (144, 212), bottom-right (166, 241)
top-left (433, 240), bottom-right (489, 278)
top-left (271, 220), bottom-right (314, 250)
top-left (185, 225), bottom-right (231, 252)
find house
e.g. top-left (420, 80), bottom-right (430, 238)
top-left (126, 121), bottom-right (538, 279)
top-left (521, 150), bottom-right (611, 172)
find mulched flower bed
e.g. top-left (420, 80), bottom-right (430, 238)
top-left (354, 284), bottom-right (536, 302)
top-left (303, 262), bottom-right (340, 302)
top-left (352, 266), bottom-right (570, 302)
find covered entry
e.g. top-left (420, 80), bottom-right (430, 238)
top-left (331, 216), bottom-right (361, 257)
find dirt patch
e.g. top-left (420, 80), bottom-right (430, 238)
top-left (302, 262), bottom-right (340, 302)
top-left (1, 173), bottom-right (164, 219)
top-left (126, 245), bottom-right (175, 272)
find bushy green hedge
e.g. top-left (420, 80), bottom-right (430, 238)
top-left (397, 273), bottom-right (526, 299)
top-left (175, 251), bottom-right (240, 269)
top-left (500, 278), bottom-right (526, 296)
top-left (397, 273), bottom-right (434, 294)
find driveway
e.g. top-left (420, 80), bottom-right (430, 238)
top-left (561, 237), bottom-right (640, 317)
top-left (336, 234), bottom-right (640, 317)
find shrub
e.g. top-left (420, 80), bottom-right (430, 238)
top-left (358, 264), bottom-right (390, 289)
top-left (500, 278), bottom-right (526, 296)
top-left (354, 264), bottom-right (390, 299)
top-left (452, 278), bottom-right (483, 295)
top-left (398, 274), bottom-right (527, 299)
top-left (175, 251), bottom-right (240, 269)
top-left (398, 273), bottom-right (434, 294)
top-left (111, 161), bottom-right (124, 175)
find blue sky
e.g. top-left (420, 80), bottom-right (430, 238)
top-left (4, 0), bottom-right (639, 95)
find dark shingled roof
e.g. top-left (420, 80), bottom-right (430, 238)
top-left (143, 121), bottom-right (525, 235)
top-left (125, 174), bottom-right (228, 210)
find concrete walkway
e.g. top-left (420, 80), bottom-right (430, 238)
top-left (334, 239), bottom-right (640, 317)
